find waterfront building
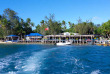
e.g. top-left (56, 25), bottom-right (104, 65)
top-left (43, 34), bottom-right (100, 44)
top-left (25, 33), bottom-right (43, 41)
top-left (5, 35), bottom-right (19, 42)
top-left (0, 38), bottom-right (4, 42)
top-left (62, 32), bottom-right (71, 36)
top-left (18, 32), bottom-right (101, 44)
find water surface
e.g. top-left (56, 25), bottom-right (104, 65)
top-left (0, 44), bottom-right (110, 74)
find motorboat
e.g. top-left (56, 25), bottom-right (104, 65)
top-left (5, 40), bottom-right (18, 43)
top-left (96, 40), bottom-right (110, 46)
top-left (56, 41), bottom-right (72, 45)
top-left (5, 41), bottom-right (13, 43)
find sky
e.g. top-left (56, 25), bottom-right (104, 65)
top-left (0, 0), bottom-right (110, 29)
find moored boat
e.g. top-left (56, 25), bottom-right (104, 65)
top-left (96, 40), bottom-right (110, 46)
top-left (56, 41), bottom-right (72, 45)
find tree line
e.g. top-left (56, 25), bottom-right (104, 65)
top-left (0, 8), bottom-right (34, 39)
top-left (0, 8), bottom-right (110, 38)
top-left (34, 15), bottom-right (110, 38)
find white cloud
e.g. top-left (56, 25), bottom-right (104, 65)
top-left (92, 16), bottom-right (101, 20)
top-left (91, 16), bottom-right (103, 24)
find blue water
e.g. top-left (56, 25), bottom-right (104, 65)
top-left (0, 44), bottom-right (110, 74)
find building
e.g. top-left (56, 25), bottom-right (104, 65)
top-left (5, 35), bottom-right (19, 42)
top-left (25, 33), bottom-right (43, 41)
top-left (43, 34), bottom-right (100, 44)
top-left (62, 32), bottom-right (70, 36)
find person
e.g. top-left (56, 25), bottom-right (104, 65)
top-left (26, 36), bottom-right (30, 41)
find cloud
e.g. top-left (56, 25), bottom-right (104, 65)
top-left (91, 16), bottom-right (103, 24)
top-left (92, 16), bottom-right (101, 20)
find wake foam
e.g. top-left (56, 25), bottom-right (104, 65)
top-left (0, 52), bottom-right (24, 73)
top-left (0, 56), bottom-right (11, 71)
top-left (0, 46), bottom-right (67, 73)
top-left (91, 70), bottom-right (100, 74)
top-left (8, 71), bottom-right (17, 74)
top-left (22, 47), bottom-right (58, 73)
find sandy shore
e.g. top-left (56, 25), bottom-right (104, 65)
top-left (0, 41), bottom-right (18, 44)
top-left (0, 42), bottom-right (6, 44)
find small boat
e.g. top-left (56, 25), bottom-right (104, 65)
top-left (96, 40), bottom-right (110, 46)
top-left (6, 41), bottom-right (13, 43)
top-left (56, 41), bottom-right (72, 45)
top-left (5, 40), bottom-right (18, 43)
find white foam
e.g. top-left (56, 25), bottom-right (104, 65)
top-left (23, 51), bottom-right (46, 72)
top-left (8, 71), bottom-right (16, 74)
top-left (91, 70), bottom-right (100, 74)
top-left (0, 55), bottom-right (12, 71)
top-left (0, 47), bottom-right (59, 73)
top-left (74, 58), bottom-right (79, 64)
top-left (72, 57), bottom-right (86, 73)
top-left (0, 52), bottom-right (24, 72)
top-left (22, 47), bottom-right (58, 73)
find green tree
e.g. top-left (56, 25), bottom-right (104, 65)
top-left (74, 21), bottom-right (95, 35)
top-left (62, 20), bottom-right (66, 32)
top-left (0, 8), bottom-right (34, 39)
top-left (68, 22), bottom-right (74, 32)
top-left (101, 20), bottom-right (110, 38)
top-left (94, 25), bottom-right (103, 35)
top-left (23, 18), bottom-right (34, 35)
top-left (0, 18), bottom-right (9, 37)
top-left (40, 20), bottom-right (46, 35)
top-left (34, 24), bottom-right (41, 33)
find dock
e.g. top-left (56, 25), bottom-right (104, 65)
top-left (17, 35), bottom-right (100, 45)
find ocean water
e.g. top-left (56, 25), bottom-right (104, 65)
top-left (0, 44), bottom-right (110, 74)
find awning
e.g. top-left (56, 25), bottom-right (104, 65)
top-left (26, 33), bottom-right (43, 36)
top-left (6, 35), bottom-right (19, 37)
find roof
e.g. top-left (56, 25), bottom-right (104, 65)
top-left (26, 33), bottom-right (43, 36)
top-left (6, 35), bottom-right (18, 37)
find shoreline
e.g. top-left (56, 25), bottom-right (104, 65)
top-left (1, 41), bottom-right (110, 46)
top-left (0, 42), bottom-right (93, 45)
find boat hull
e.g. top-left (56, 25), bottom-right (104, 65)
top-left (56, 42), bottom-right (72, 45)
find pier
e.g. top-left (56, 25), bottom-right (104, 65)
top-left (18, 35), bottom-right (100, 45)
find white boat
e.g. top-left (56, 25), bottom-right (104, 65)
top-left (56, 41), bottom-right (72, 45)
top-left (5, 41), bottom-right (13, 43)
top-left (5, 40), bottom-right (18, 43)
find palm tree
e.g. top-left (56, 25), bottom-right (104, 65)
top-left (0, 18), bottom-right (8, 38)
top-left (40, 20), bottom-right (46, 35)
top-left (68, 21), bottom-right (71, 28)
top-left (26, 18), bottom-right (33, 27)
top-left (40, 20), bottom-right (44, 25)
top-left (62, 20), bottom-right (66, 32)
top-left (26, 18), bottom-right (31, 24)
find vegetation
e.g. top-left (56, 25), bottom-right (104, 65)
top-left (1, 8), bottom-right (110, 38)
top-left (34, 14), bottom-right (62, 35)
top-left (0, 8), bottom-right (34, 39)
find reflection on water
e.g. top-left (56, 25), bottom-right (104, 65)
top-left (0, 44), bottom-right (110, 74)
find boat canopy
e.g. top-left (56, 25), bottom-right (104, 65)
top-left (26, 33), bottom-right (43, 36)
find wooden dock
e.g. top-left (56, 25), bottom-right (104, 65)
top-left (17, 35), bottom-right (100, 45)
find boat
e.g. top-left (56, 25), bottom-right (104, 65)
top-left (6, 41), bottom-right (13, 43)
top-left (96, 40), bottom-right (110, 46)
top-left (56, 41), bottom-right (72, 45)
top-left (5, 40), bottom-right (18, 43)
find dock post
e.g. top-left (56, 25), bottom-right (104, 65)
top-left (55, 36), bottom-right (56, 44)
top-left (80, 35), bottom-right (81, 44)
top-left (77, 38), bottom-right (78, 44)
top-left (83, 37), bottom-right (84, 44)
top-left (91, 35), bottom-right (93, 45)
